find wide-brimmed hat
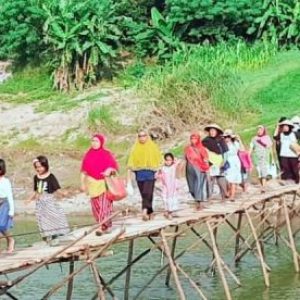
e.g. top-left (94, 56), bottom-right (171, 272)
top-left (291, 116), bottom-right (300, 124)
top-left (204, 123), bottom-right (224, 134)
top-left (279, 120), bottom-right (294, 128)
top-left (222, 129), bottom-right (236, 138)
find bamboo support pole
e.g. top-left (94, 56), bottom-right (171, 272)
top-left (176, 264), bottom-right (208, 300)
top-left (234, 213), bottom-right (243, 264)
top-left (190, 227), bottom-right (241, 286)
top-left (41, 228), bottom-right (125, 299)
top-left (206, 221), bottom-right (232, 300)
top-left (160, 230), bottom-right (186, 300)
top-left (165, 225), bottom-right (179, 287)
top-left (66, 261), bottom-right (75, 300)
top-left (245, 210), bottom-right (270, 287)
top-left (124, 240), bottom-right (134, 300)
top-left (90, 262), bottom-right (106, 300)
top-left (283, 198), bottom-right (299, 273)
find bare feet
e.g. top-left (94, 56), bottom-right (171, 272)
top-left (7, 238), bottom-right (15, 253)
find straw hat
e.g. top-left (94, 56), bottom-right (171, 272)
top-left (279, 120), bottom-right (294, 128)
top-left (222, 129), bottom-right (236, 138)
top-left (204, 123), bottom-right (224, 134)
top-left (291, 116), bottom-right (300, 124)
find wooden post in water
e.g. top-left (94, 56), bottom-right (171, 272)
top-left (283, 198), bottom-right (299, 273)
top-left (206, 221), bottom-right (232, 300)
top-left (66, 261), bottom-right (74, 300)
top-left (234, 212), bottom-right (243, 264)
top-left (165, 225), bottom-right (179, 287)
top-left (160, 230), bottom-right (186, 300)
top-left (124, 240), bottom-right (134, 300)
top-left (245, 210), bottom-right (270, 287)
top-left (90, 262), bottom-right (106, 300)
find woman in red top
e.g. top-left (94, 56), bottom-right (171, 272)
top-left (185, 133), bottom-right (210, 210)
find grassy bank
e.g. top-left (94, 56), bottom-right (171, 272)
top-left (119, 42), bottom-right (300, 144)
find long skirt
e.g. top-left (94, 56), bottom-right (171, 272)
top-left (281, 157), bottom-right (299, 184)
top-left (91, 192), bottom-right (113, 230)
top-left (0, 199), bottom-right (13, 232)
top-left (186, 163), bottom-right (210, 202)
top-left (36, 193), bottom-right (70, 238)
top-left (137, 180), bottom-right (155, 215)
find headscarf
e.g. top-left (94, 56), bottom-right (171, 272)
top-left (256, 126), bottom-right (272, 147)
top-left (185, 133), bottom-right (210, 172)
top-left (81, 134), bottom-right (118, 180)
top-left (127, 137), bottom-right (162, 170)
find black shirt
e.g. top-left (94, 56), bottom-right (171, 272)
top-left (34, 173), bottom-right (61, 194)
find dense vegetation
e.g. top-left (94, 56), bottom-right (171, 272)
top-left (1, 0), bottom-right (300, 90)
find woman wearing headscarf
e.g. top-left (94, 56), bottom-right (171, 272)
top-left (185, 132), bottom-right (210, 210)
top-left (81, 134), bottom-right (119, 235)
top-left (276, 120), bottom-right (300, 184)
top-left (127, 130), bottom-right (162, 221)
top-left (202, 124), bottom-right (229, 200)
top-left (250, 125), bottom-right (273, 193)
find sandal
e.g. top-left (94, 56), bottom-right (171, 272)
top-left (95, 230), bottom-right (103, 236)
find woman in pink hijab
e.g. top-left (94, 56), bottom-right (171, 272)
top-left (250, 126), bottom-right (273, 193)
top-left (81, 134), bottom-right (118, 235)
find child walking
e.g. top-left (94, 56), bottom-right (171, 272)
top-left (26, 156), bottom-right (70, 245)
top-left (158, 153), bottom-right (179, 219)
top-left (0, 159), bottom-right (15, 253)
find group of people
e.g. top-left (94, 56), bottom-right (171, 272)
top-left (0, 116), bottom-right (299, 253)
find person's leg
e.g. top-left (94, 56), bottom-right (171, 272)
top-left (137, 181), bottom-right (148, 219)
top-left (142, 180), bottom-right (155, 216)
top-left (289, 158), bottom-right (299, 184)
top-left (2, 231), bottom-right (14, 253)
top-left (216, 176), bottom-right (228, 200)
top-left (281, 157), bottom-right (290, 180)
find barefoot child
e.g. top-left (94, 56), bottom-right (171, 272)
top-left (26, 156), bottom-right (70, 244)
top-left (0, 159), bottom-right (15, 253)
top-left (157, 153), bottom-right (179, 219)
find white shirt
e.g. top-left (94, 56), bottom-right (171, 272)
top-left (0, 177), bottom-right (14, 216)
top-left (280, 132), bottom-right (298, 158)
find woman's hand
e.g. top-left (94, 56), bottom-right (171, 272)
top-left (80, 185), bottom-right (87, 192)
top-left (103, 168), bottom-right (116, 177)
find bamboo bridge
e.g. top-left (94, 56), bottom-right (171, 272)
top-left (0, 185), bottom-right (300, 300)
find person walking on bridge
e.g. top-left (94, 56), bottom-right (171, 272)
top-left (127, 130), bottom-right (162, 221)
top-left (0, 159), bottom-right (15, 253)
top-left (202, 124), bottom-right (229, 201)
top-left (81, 134), bottom-right (119, 235)
top-left (250, 125), bottom-right (273, 193)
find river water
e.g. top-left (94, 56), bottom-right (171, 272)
top-left (1, 216), bottom-right (300, 299)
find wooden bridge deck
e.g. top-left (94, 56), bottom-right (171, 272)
top-left (0, 185), bottom-right (299, 276)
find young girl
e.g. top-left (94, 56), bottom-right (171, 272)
top-left (26, 156), bottom-right (70, 244)
top-left (0, 159), bottom-right (15, 253)
top-left (157, 153), bottom-right (179, 219)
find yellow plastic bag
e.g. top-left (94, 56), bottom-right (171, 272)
top-left (86, 177), bottom-right (106, 198)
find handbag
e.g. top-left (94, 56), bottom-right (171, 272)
top-left (175, 159), bottom-right (187, 179)
top-left (105, 175), bottom-right (127, 201)
top-left (268, 163), bottom-right (278, 179)
top-left (238, 150), bottom-right (253, 171)
top-left (220, 161), bottom-right (230, 173)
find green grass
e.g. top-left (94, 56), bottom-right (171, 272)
top-left (87, 105), bottom-right (121, 133)
top-left (0, 67), bottom-right (108, 112)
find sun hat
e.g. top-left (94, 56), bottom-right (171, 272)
top-left (222, 129), bottom-right (236, 138)
top-left (291, 116), bottom-right (300, 124)
top-left (204, 124), bottom-right (224, 134)
top-left (279, 120), bottom-right (294, 128)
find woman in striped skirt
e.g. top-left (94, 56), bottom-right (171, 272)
top-left (26, 156), bottom-right (69, 243)
top-left (81, 134), bottom-right (119, 235)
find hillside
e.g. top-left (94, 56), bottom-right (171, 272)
top-left (0, 46), bottom-right (299, 202)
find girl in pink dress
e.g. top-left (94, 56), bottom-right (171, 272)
top-left (157, 153), bottom-right (179, 219)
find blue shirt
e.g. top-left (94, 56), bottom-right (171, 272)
top-left (135, 170), bottom-right (155, 182)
